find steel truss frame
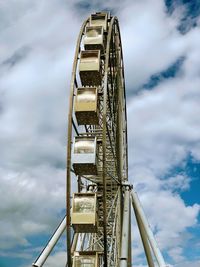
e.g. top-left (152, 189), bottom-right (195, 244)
top-left (65, 13), bottom-right (128, 267)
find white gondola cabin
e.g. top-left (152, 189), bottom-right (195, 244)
top-left (71, 193), bottom-right (98, 233)
top-left (79, 50), bottom-right (101, 86)
top-left (73, 251), bottom-right (100, 267)
top-left (74, 87), bottom-right (98, 125)
top-left (84, 26), bottom-right (104, 51)
top-left (90, 13), bottom-right (108, 31)
top-left (72, 136), bottom-right (97, 175)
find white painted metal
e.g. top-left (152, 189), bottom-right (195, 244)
top-left (134, 205), bottom-right (155, 267)
top-left (120, 187), bottom-right (130, 267)
top-left (32, 216), bottom-right (66, 267)
top-left (131, 189), bottom-right (167, 267)
top-left (71, 233), bottom-right (79, 254)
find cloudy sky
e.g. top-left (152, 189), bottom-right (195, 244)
top-left (0, 0), bottom-right (200, 267)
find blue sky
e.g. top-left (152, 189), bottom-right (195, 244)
top-left (0, 1), bottom-right (200, 267)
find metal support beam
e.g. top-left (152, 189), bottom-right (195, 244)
top-left (133, 205), bottom-right (155, 267)
top-left (32, 216), bottom-right (66, 267)
top-left (71, 233), bottom-right (79, 254)
top-left (128, 200), bottom-right (132, 267)
top-left (120, 187), bottom-right (130, 267)
top-left (131, 189), bottom-right (167, 267)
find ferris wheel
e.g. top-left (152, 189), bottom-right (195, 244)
top-left (66, 11), bottom-right (128, 267)
top-left (32, 12), bottom-right (168, 267)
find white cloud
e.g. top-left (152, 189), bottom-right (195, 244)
top-left (163, 174), bottom-right (191, 191)
top-left (120, 0), bottom-right (186, 90)
top-left (0, 166), bottom-right (66, 249)
top-left (168, 247), bottom-right (185, 262)
top-left (175, 260), bottom-right (200, 267)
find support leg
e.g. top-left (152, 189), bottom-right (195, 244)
top-left (133, 205), bottom-right (155, 267)
top-left (32, 216), bottom-right (66, 267)
top-left (120, 187), bottom-right (130, 267)
top-left (131, 190), bottom-right (167, 267)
